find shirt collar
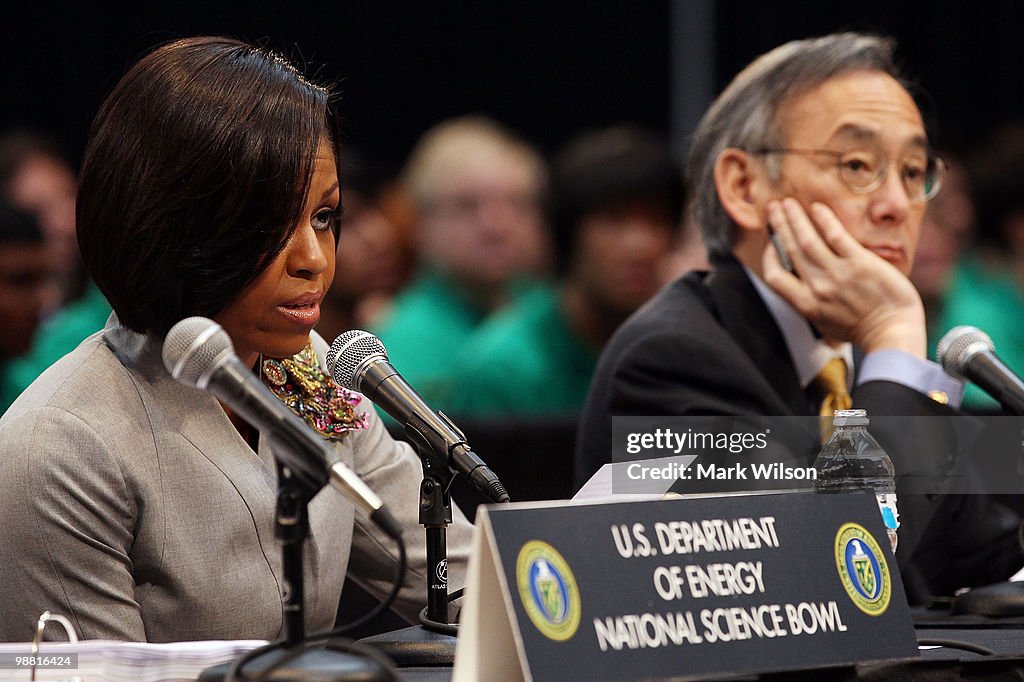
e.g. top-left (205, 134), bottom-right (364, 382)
top-left (742, 266), bottom-right (854, 390)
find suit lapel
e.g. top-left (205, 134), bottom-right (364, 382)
top-left (705, 257), bottom-right (808, 414)
top-left (103, 324), bottom-right (280, 570)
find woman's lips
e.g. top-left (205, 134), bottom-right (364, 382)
top-left (276, 292), bottom-right (322, 326)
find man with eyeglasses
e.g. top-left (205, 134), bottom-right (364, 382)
top-left (576, 33), bottom-right (1024, 601)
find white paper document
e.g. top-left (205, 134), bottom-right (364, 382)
top-left (0, 639), bottom-right (266, 682)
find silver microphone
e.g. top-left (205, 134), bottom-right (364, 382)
top-left (326, 330), bottom-right (510, 504)
top-left (938, 325), bottom-right (1024, 416)
top-left (162, 317), bottom-right (401, 537)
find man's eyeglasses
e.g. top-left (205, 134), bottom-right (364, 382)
top-left (752, 147), bottom-right (946, 202)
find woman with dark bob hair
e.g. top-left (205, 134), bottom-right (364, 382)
top-left (0, 36), bottom-right (472, 642)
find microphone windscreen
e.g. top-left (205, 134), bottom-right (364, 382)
top-left (937, 325), bottom-right (995, 380)
top-left (162, 316), bottom-right (234, 387)
top-left (326, 330), bottom-right (388, 391)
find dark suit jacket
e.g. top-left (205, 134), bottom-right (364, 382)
top-left (576, 256), bottom-right (1024, 599)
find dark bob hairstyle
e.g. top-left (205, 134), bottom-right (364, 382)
top-left (77, 36), bottom-right (341, 337)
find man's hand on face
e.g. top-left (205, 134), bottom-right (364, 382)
top-left (761, 197), bottom-right (927, 358)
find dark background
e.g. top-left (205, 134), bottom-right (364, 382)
top-left (2, 1), bottom-right (1020, 171)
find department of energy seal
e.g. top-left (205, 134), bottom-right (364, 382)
top-left (834, 522), bottom-right (891, 616)
top-left (516, 540), bottom-right (581, 641)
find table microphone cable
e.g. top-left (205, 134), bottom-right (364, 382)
top-left (916, 637), bottom-right (997, 656)
top-left (418, 587), bottom-right (465, 636)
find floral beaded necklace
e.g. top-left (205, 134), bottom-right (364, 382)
top-left (258, 344), bottom-right (367, 440)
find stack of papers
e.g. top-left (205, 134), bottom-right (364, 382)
top-left (0, 639), bottom-right (266, 682)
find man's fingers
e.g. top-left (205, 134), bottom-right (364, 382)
top-left (762, 240), bottom-right (815, 314)
top-left (809, 202), bottom-right (860, 257)
top-left (767, 200), bottom-right (806, 276)
top-left (780, 197), bottom-right (836, 267)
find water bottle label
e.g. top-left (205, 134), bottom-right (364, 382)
top-left (876, 493), bottom-right (900, 530)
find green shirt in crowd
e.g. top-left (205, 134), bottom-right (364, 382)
top-left (937, 255), bottom-right (1024, 411)
top-left (371, 269), bottom-right (545, 414)
top-left (2, 283), bottom-right (111, 414)
top-left (449, 285), bottom-right (598, 418)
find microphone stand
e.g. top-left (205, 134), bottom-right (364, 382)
top-left (420, 453), bottom-right (455, 625)
top-left (359, 442), bottom-right (460, 667)
top-left (202, 462), bottom-right (389, 681)
top-left (276, 465), bottom-right (314, 647)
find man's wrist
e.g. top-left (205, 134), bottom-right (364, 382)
top-left (857, 349), bottom-right (965, 408)
top-left (858, 314), bottom-right (928, 358)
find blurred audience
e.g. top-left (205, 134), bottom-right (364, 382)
top-left (909, 151), bottom-right (975, 350)
top-left (317, 148), bottom-right (414, 342)
top-left (658, 206), bottom-right (710, 284)
top-left (0, 200), bottom-right (54, 412)
top-left (937, 125), bottom-right (1024, 410)
top-left (451, 126), bottom-right (683, 417)
top-left (371, 116), bottom-right (551, 410)
top-left (0, 130), bottom-right (80, 306)
top-left (0, 129), bottom-right (112, 409)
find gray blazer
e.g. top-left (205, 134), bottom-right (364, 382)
top-left (0, 318), bottom-right (472, 642)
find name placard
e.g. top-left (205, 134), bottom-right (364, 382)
top-left (453, 491), bottom-right (917, 681)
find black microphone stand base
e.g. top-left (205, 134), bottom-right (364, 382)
top-left (359, 625), bottom-right (457, 667)
top-left (200, 646), bottom-right (391, 681)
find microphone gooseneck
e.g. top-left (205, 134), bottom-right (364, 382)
top-left (327, 329), bottom-right (511, 504)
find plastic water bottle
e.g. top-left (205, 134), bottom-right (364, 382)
top-left (813, 409), bottom-right (899, 552)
